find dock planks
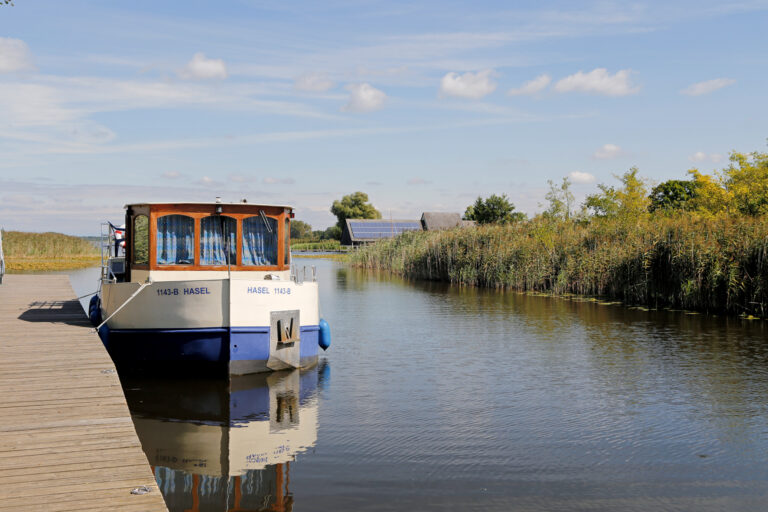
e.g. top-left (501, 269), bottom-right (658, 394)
top-left (0, 275), bottom-right (167, 512)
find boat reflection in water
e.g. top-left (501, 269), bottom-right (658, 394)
top-left (123, 364), bottom-right (326, 512)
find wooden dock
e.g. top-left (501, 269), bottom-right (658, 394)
top-left (0, 275), bottom-right (167, 512)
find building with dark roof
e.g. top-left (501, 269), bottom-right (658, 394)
top-left (340, 213), bottom-right (475, 246)
top-left (421, 212), bottom-right (464, 231)
top-left (341, 218), bottom-right (422, 246)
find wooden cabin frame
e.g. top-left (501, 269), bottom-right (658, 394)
top-left (125, 203), bottom-right (292, 273)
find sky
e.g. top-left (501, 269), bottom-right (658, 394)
top-left (0, 0), bottom-right (766, 234)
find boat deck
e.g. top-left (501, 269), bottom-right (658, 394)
top-left (0, 274), bottom-right (167, 511)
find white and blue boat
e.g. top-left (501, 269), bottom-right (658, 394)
top-left (90, 200), bottom-right (330, 375)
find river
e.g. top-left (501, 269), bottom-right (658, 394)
top-left (70, 258), bottom-right (768, 511)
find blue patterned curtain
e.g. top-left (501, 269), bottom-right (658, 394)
top-left (200, 216), bottom-right (236, 265)
top-left (156, 215), bottom-right (194, 265)
top-left (242, 215), bottom-right (277, 265)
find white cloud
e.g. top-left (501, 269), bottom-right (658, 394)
top-left (341, 83), bottom-right (386, 112)
top-left (196, 175), bottom-right (225, 187)
top-left (680, 78), bottom-right (735, 96)
top-left (439, 70), bottom-right (497, 99)
top-left (569, 171), bottom-right (596, 183)
top-left (407, 177), bottom-right (432, 185)
top-left (263, 177), bottom-right (295, 185)
top-left (0, 83), bottom-right (78, 126)
top-left (180, 53), bottom-right (228, 80)
top-left (0, 74), bottom-right (343, 152)
top-left (294, 72), bottom-right (334, 92)
top-left (162, 171), bottom-right (182, 179)
top-left (0, 37), bottom-right (34, 73)
top-left (554, 68), bottom-right (639, 96)
top-left (228, 174), bottom-right (255, 183)
top-left (592, 143), bottom-right (625, 159)
top-left (507, 74), bottom-right (551, 96)
top-left (689, 152), bottom-right (724, 163)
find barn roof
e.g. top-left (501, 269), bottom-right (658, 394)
top-left (420, 212), bottom-right (463, 230)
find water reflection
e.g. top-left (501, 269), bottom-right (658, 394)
top-left (124, 366), bottom-right (323, 512)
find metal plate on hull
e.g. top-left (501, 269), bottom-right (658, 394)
top-left (267, 310), bottom-right (300, 370)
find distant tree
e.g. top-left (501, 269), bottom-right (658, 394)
top-left (321, 225), bottom-right (342, 240)
top-left (687, 169), bottom-right (729, 216)
top-left (290, 220), bottom-right (313, 239)
top-left (543, 177), bottom-right (575, 220)
top-left (330, 192), bottom-right (381, 230)
top-left (584, 167), bottom-right (649, 219)
top-left (615, 167), bottom-right (649, 218)
top-left (722, 151), bottom-right (768, 216)
top-left (464, 194), bottom-right (525, 224)
top-left (648, 179), bottom-right (697, 213)
top-left (584, 184), bottom-right (620, 218)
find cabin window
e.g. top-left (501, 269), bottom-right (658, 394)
top-left (133, 215), bottom-right (149, 265)
top-left (156, 214), bottom-right (194, 265)
top-left (284, 217), bottom-right (290, 266)
top-left (242, 215), bottom-right (278, 266)
top-left (200, 215), bottom-right (236, 266)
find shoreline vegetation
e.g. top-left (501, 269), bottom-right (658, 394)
top-left (351, 150), bottom-right (768, 318)
top-left (349, 215), bottom-right (768, 319)
top-left (2, 231), bottom-right (100, 271)
top-left (290, 239), bottom-right (344, 252)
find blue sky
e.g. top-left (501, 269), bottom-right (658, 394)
top-left (1, 0), bottom-right (766, 233)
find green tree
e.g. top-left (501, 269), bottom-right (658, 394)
top-left (584, 184), bottom-right (620, 217)
top-left (330, 191), bottom-right (381, 230)
top-left (543, 177), bottom-right (575, 220)
top-left (648, 179), bottom-right (697, 213)
top-left (615, 166), bottom-right (649, 218)
top-left (290, 220), bottom-right (314, 239)
top-left (584, 167), bottom-right (649, 219)
top-left (464, 194), bottom-right (525, 224)
top-left (321, 225), bottom-right (342, 240)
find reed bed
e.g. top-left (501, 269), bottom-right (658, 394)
top-left (2, 231), bottom-right (100, 271)
top-left (349, 215), bottom-right (768, 317)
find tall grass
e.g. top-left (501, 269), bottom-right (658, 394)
top-left (349, 215), bottom-right (768, 317)
top-left (2, 230), bottom-right (100, 271)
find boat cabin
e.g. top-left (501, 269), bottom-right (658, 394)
top-left (113, 202), bottom-right (293, 282)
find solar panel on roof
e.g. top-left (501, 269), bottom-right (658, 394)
top-left (348, 220), bottom-right (421, 240)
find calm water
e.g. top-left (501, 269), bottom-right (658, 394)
top-left (72, 259), bottom-right (768, 511)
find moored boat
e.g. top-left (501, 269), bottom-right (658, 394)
top-left (90, 200), bottom-right (331, 375)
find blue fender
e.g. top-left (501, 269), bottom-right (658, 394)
top-left (318, 318), bottom-right (331, 351)
top-left (88, 295), bottom-right (101, 327)
top-left (97, 324), bottom-right (110, 349)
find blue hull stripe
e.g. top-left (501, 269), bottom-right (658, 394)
top-left (102, 325), bottom-right (320, 368)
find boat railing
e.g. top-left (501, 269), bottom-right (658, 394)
top-left (0, 228), bottom-right (5, 285)
top-left (100, 222), bottom-right (124, 283)
top-left (291, 264), bottom-right (317, 284)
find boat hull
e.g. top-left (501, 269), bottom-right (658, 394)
top-left (98, 277), bottom-right (321, 375)
top-left (102, 325), bottom-right (320, 375)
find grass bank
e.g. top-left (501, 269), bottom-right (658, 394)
top-left (291, 239), bottom-right (345, 252)
top-left (2, 231), bottom-right (100, 271)
top-left (349, 215), bottom-right (768, 318)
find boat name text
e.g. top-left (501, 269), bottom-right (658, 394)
top-left (156, 287), bottom-right (211, 296)
top-left (247, 286), bottom-right (291, 295)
